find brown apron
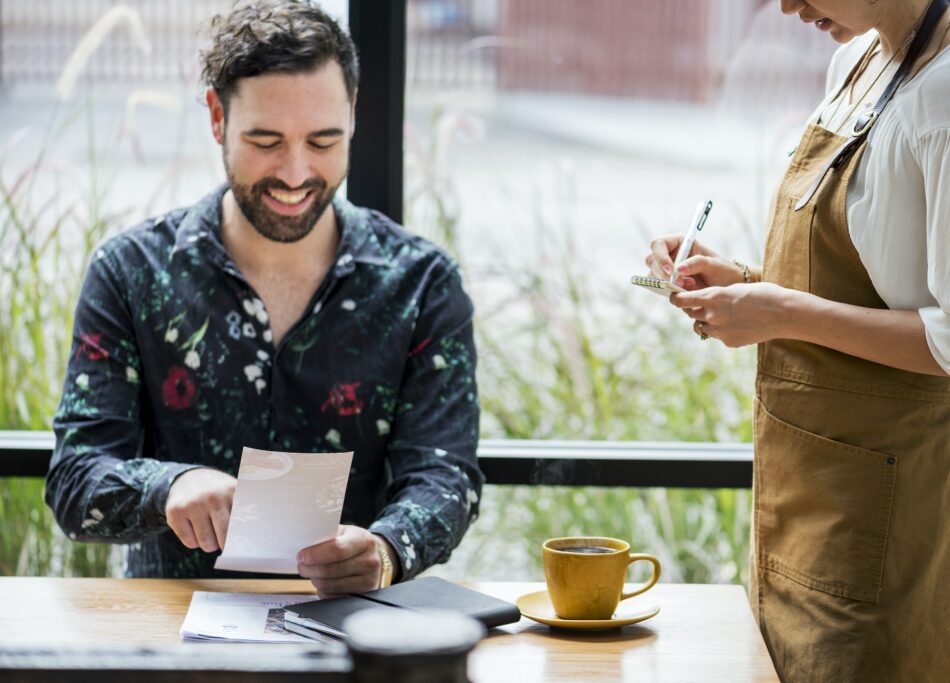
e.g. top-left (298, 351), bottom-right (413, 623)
top-left (750, 107), bottom-right (950, 679)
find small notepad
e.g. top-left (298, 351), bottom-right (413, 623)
top-left (630, 275), bottom-right (686, 296)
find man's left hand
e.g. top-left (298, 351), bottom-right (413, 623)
top-left (297, 525), bottom-right (394, 598)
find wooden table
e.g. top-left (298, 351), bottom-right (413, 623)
top-left (0, 578), bottom-right (778, 682)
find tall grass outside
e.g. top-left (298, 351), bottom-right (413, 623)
top-left (1, 6), bottom-right (162, 576)
top-left (406, 128), bottom-right (755, 583)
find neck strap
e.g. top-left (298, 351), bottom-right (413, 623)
top-left (795, 0), bottom-right (950, 211)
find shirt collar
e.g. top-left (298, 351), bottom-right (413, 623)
top-left (171, 185), bottom-right (396, 273)
top-left (170, 183), bottom-right (227, 259)
top-left (331, 196), bottom-right (394, 272)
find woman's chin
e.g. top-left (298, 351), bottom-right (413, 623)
top-left (828, 25), bottom-right (860, 44)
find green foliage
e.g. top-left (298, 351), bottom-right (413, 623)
top-left (406, 116), bottom-right (756, 585)
top-left (0, 101), bottom-right (124, 578)
top-left (450, 486), bottom-right (751, 585)
top-left (0, 479), bottom-right (119, 576)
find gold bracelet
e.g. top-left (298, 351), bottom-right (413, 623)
top-left (732, 259), bottom-right (752, 284)
top-left (373, 535), bottom-right (395, 589)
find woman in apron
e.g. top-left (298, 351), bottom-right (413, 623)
top-left (645, 1), bottom-right (950, 680)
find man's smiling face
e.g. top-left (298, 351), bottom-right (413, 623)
top-left (210, 60), bottom-right (355, 243)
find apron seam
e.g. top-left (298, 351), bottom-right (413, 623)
top-left (760, 558), bottom-right (880, 603)
top-left (758, 364), bottom-right (950, 403)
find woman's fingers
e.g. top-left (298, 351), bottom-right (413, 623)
top-left (670, 289), bottom-right (710, 309)
top-left (645, 253), bottom-right (668, 280)
top-left (675, 275), bottom-right (699, 290)
top-left (649, 235), bottom-right (682, 277)
top-left (693, 319), bottom-right (715, 340)
top-left (683, 306), bottom-right (706, 321)
top-left (676, 255), bottom-right (745, 288)
top-left (674, 255), bottom-right (712, 275)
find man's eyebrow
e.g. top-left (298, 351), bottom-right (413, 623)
top-left (241, 128), bottom-right (345, 137)
top-left (308, 128), bottom-right (345, 137)
top-left (242, 128), bottom-right (283, 137)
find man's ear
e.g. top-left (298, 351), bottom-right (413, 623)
top-left (349, 89), bottom-right (358, 139)
top-left (206, 87), bottom-right (225, 145)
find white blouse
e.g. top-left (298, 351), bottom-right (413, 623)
top-left (807, 32), bottom-right (950, 374)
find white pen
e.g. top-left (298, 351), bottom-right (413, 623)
top-left (670, 200), bottom-right (713, 283)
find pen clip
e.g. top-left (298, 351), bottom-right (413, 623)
top-left (694, 200), bottom-right (712, 232)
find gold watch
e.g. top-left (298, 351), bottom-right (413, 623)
top-left (373, 535), bottom-right (394, 589)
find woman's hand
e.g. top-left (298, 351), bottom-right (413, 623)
top-left (645, 235), bottom-right (747, 290)
top-left (669, 283), bottom-right (789, 347)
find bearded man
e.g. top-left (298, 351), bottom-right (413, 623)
top-left (46, 0), bottom-right (482, 596)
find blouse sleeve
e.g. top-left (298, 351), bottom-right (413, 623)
top-left (917, 125), bottom-right (950, 374)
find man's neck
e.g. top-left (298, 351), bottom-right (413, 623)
top-left (219, 190), bottom-right (340, 278)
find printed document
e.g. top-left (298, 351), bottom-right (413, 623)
top-left (214, 447), bottom-right (353, 573)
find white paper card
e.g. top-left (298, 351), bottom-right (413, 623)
top-left (214, 447), bottom-right (353, 574)
top-left (179, 591), bottom-right (324, 643)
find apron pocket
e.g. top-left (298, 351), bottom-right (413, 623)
top-left (754, 399), bottom-right (896, 603)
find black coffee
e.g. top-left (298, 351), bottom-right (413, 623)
top-left (559, 546), bottom-right (613, 554)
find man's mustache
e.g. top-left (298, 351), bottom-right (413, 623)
top-left (253, 177), bottom-right (327, 193)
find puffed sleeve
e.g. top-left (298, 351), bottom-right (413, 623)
top-left (917, 125), bottom-right (950, 374)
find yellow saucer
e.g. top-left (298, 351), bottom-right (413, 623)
top-left (516, 590), bottom-right (660, 630)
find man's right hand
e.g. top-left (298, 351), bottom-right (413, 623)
top-left (165, 468), bottom-right (236, 553)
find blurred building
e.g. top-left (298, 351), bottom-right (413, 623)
top-left (3, 0), bottom-right (835, 111)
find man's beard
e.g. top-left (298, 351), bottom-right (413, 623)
top-left (224, 158), bottom-right (341, 244)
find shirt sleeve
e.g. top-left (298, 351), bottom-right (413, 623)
top-left (45, 249), bottom-right (200, 543)
top-left (368, 257), bottom-right (483, 580)
top-left (917, 126), bottom-right (950, 375)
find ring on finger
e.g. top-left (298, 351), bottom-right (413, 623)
top-left (697, 321), bottom-right (709, 341)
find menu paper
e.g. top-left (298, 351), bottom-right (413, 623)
top-left (214, 447), bottom-right (354, 574)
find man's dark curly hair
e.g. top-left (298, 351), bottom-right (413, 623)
top-left (201, 0), bottom-right (359, 116)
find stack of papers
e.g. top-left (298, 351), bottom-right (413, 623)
top-left (180, 592), bottom-right (332, 644)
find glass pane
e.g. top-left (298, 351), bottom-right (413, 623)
top-left (406, 0), bottom-right (837, 582)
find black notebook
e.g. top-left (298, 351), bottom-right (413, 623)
top-left (283, 577), bottom-right (521, 640)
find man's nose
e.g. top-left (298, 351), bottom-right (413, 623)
top-left (274, 150), bottom-right (312, 189)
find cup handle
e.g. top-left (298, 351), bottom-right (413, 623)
top-left (619, 553), bottom-right (661, 601)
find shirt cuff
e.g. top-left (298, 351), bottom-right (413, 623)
top-left (142, 463), bottom-right (206, 527)
top-left (368, 523), bottom-right (413, 583)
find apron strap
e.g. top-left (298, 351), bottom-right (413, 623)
top-left (795, 0), bottom-right (950, 211)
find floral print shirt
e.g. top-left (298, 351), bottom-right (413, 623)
top-left (46, 185), bottom-right (482, 581)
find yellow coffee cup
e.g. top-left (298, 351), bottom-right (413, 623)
top-left (543, 536), bottom-right (661, 620)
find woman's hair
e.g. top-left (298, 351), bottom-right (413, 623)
top-left (200, 0), bottom-right (359, 116)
